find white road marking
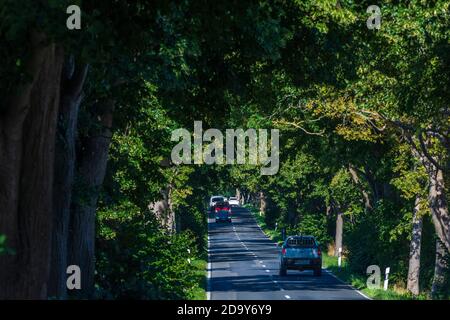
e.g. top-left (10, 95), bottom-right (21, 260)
top-left (323, 269), bottom-right (372, 300)
top-left (284, 295), bottom-right (291, 299)
top-left (265, 269), bottom-right (270, 273)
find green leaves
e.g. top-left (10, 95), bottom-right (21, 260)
top-left (0, 234), bottom-right (6, 255)
top-left (0, 234), bottom-right (14, 256)
top-left (330, 168), bottom-right (362, 212)
top-left (96, 204), bottom-right (200, 299)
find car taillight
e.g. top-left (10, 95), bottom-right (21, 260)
top-left (282, 248), bottom-right (286, 255)
top-left (317, 248), bottom-right (322, 256)
top-left (215, 207), bottom-right (220, 212)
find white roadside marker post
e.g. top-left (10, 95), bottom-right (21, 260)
top-left (338, 247), bottom-right (342, 269)
top-left (384, 267), bottom-right (390, 291)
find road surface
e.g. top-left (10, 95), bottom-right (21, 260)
top-left (207, 206), bottom-right (368, 300)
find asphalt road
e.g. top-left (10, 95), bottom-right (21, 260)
top-left (207, 206), bottom-right (368, 300)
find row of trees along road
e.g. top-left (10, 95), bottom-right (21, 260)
top-left (0, 0), bottom-right (448, 299)
top-left (228, 1), bottom-right (449, 298)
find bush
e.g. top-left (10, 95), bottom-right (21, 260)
top-left (295, 211), bottom-right (333, 246)
top-left (95, 203), bottom-right (201, 299)
top-left (178, 205), bottom-right (207, 253)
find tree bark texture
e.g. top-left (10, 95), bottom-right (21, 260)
top-left (335, 211), bottom-right (343, 257)
top-left (406, 195), bottom-right (423, 296)
top-left (431, 240), bottom-right (448, 298)
top-left (68, 99), bottom-right (114, 298)
top-left (0, 34), bottom-right (64, 299)
top-left (259, 191), bottom-right (267, 216)
top-left (48, 56), bottom-right (88, 299)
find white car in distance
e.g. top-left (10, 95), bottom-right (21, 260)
top-left (228, 196), bottom-right (239, 207)
top-left (209, 196), bottom-right (225, 209)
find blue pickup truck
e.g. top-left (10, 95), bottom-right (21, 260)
top-left (279, 235), bottom-right (322, 276)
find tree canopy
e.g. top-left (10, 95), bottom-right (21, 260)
top-left (0, 0), bottom-right (448, 299)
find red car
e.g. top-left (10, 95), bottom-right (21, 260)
top-left (214, 201), bottom-right (232, 223)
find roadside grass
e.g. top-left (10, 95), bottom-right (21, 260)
top-left (322, 253), bottom-right (428, 300)
top-left (190, 257), bottom-right (207, 300)
top-left (190, 233), bottom-right (209, 300)
top-left (246, 204), bottom-right (429, 300)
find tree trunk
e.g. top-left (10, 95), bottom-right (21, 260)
top-left (241, 190), bottom-right (247, 205)
top-left (150, 186), bottom-right (176, 233)
top-left (236, 188), bottom-right (241, 205)
top-left (68, 99), bottom-right (114, 298)
top-left (48, 57), bottom-right (88, 299)
top-left (149, 195), bottom-right (170, 229)
top-left (326, 205), bottom-right (332, 217)
top-left (0, 34), bottom-right (64, 299)
top-left (348, 164), bottom-right (372, 212)
top-left (431, 240), bottom-right (447, 298)
top-left (168, 185), bottom-right (177, 233)
top-left (259, 191), bottom-right (267, 216)
top-left (428, 168), bottom-right (450, 253)
top-left (335, 211), bottom-right (343, 257)
top-left (408, 134), bottom-right (450, 253)
top-left (407, 195), bottom-right (423, 296)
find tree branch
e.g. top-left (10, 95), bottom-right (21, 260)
top-left (418, 130), bottom-right (444, 171)
top-left (273, 119), bottom-right (325, 136)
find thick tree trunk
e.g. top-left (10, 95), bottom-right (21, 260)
top-left (407, 195), bottom-right (423, 296)
top-left (409, 137), bottom-right (450, 297)
top-left (335, 211), bottom-right (343, 257)
top-left (428, 168), bottom-right (450, 253)
top-left (150, 186), bottom-right (176, 232)
top-left (431, 240), bottom-right (448, 298)
top-left (0, 34), bottom-right (64, 299)
top-left (48, 57), bottom-right (88, 299)
top-left (408, 135), bottom-right (450, 253)
top-left (68, 99), bottom-right (114, 298)
top-left (149, 196), bottom-right (170, 229)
